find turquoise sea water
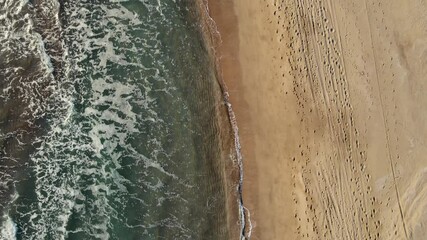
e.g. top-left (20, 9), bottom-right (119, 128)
top-left (0, 0), bottom-right (240, 239)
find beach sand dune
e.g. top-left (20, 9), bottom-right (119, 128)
top-left (208, 0), bottom-right (427, 239)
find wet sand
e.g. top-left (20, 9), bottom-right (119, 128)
top-left (208, 0), bottom-right (427, 239)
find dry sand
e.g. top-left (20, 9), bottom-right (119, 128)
top-left (207, 0), bottom-right (427, 239)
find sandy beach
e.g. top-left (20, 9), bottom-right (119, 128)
top-left (208, 0), bottom-right (427, 239)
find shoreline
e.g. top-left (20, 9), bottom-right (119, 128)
top-left (196, 0), bottom-right (252, 239)
top-left (204, 1), bottom-right (301, 239)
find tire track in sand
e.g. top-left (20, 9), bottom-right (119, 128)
top-left (265, 0), bottom-right (380, 239)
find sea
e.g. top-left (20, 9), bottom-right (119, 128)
top-left (0, 0), bottom-right (247, 239)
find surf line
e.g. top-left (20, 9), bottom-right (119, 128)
top-left (198, 1), bottom-right (253, 239)
top-left (224, 93), bottom-right (253, 240)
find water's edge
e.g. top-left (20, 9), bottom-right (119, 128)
top-left (195, 1), bottom-right (252, 239)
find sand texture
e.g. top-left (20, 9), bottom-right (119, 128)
top-left (208, 0), bottom-right (427, 239)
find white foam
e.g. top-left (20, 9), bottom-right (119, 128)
top-left (0, 216), bottom-right (17, 240)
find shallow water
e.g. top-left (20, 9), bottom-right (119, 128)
top-left (0, 0), bottom-right (232, 239)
